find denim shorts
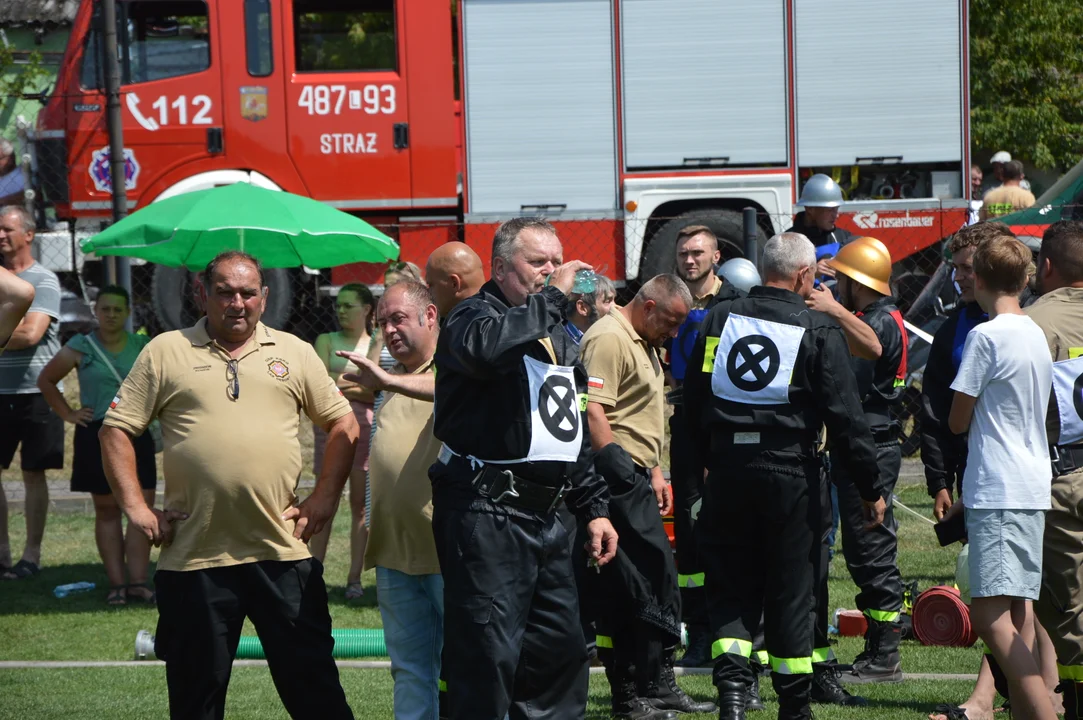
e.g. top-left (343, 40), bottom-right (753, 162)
top-left (966, 508), bottom-right (1045, 600)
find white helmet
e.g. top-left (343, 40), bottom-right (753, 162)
top-left (717, 258), bottom-right (762, 294)
top-left (990, 151), bottom-right (1012, 164)
top-left (796, 174), bottom-right (844, 208)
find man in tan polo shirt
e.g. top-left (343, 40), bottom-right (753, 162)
top-left (580, 274), bottom-right (716, 718)
top-left (339, 280), bottom-right (444, 720)
top-left (99, 251), bottom-right (359, 720)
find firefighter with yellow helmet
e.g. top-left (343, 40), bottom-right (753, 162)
top-left (806, 236), bottom-right (908, 687)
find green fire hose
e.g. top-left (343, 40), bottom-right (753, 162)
top-left (235, 629), bottom-right (386, 659)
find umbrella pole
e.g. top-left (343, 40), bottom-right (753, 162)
top-left (239, 227), bottom-right (244, 254)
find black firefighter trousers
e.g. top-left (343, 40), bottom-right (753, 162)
top-left (432, 482), bottom-right (589, 720)
top-left (154, 558), bottom-right (353, 720)
top-left (669, 406), bottom-right (708, 629)
top-left (700, 451), bottom-right (821, 708)
top-left (813, 440), bottom-right (903, 658)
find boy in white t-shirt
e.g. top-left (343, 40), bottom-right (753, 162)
top-left (946, 234), bottom-right (1055, 720)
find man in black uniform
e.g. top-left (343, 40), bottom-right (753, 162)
top-left (806, 236), bottom-right (908, 687)
top-left (430, 218), bottom-right (619, 720)
top-left (684, 232), bottom-right (886, 720)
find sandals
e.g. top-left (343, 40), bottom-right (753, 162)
top-left (345, 582), bottom-right (365, 601)
top-left (106, 586), bottom-right (128, 606)
top-left (931, 705), bottom-right (971, 719)
top-left (126, 582), bottom-right (156, 605)
top-left (1, 559), bottom-right (40, 580)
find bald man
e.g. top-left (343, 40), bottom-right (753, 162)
top-left (424, 242), bottom-right (484, 317)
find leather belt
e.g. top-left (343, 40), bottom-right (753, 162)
top-left (1052, 445), bottom-right (1083, 478)
top-left (872, 427), bottom-right (900, 445)
top-left (709, 428), bottom-right (818, 457)
top-left (471, 466), bottom-right (569, 514)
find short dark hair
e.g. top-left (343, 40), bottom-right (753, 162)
top-left (491, 217), bottom-right (556, 265)
top-left (1040, 220), bottom-right (1083, 284)
top-left (974, 235), bottom-right (1031, 294)
top-left (675, 224), bottom-right (718, 253)
top-left (948, 221), bottom-right (1015, 255)
top-left (1002, 160), bottom-right (1025, 181)
top-left (96, 284), bottom-right (130, 309)
top-left (379, 279), bottom-right (435, 324)
top-left (204, 251), bottom-right (264, 287)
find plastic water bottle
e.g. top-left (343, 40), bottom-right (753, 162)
top-left (571, 269), bottom-right (597, 294)
top-left (53, 581), bottom-right (95, 598)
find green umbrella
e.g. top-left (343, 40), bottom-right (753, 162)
top-left (80, 182), bottom-right (399, 270)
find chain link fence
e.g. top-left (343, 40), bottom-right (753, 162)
top-left (3, 91), bottom-right (1070, 459)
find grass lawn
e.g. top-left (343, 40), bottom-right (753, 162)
top-left (0, 483), bottom-right (990, 718)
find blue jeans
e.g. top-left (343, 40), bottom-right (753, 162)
top-left (375, 567), bottom-right (444, 720)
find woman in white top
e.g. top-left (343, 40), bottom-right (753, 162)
top-left (309, 283), bottom-right (381, 600)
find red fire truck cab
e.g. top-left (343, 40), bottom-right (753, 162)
top-left (32, 0), bottom-right (971, 330)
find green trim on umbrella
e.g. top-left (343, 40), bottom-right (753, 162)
top-left (81, 183), bottom-right (400, 270)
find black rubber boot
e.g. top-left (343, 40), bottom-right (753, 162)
top-left (676, 624), bottom-right (713, 668)
top-left (1062, 679), bottom-right (1082, 720)
top-left (716, 680), bottom-right (747, 720)
top-left (745, 673), bottom-right (764, 711)
top-left (609, 666), bottom-right (678, 719)
top-left (811, 665), bottom-right (867, 707)
top-left (647, 649), bottom-right (719, 714)
top-left (774, 673), bottom-right (813, 720)
top-left (847, 618), bottom-right (903, 684)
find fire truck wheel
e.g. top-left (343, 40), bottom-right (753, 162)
top-left (152, 266), bottom-right (294, 331)
top-left (640, 208), bottom-right (760, 280)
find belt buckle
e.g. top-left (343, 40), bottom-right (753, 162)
top-left (547, 481), bottom-right (570, 514)
top-left (490, 470), bottom-right (521, 505)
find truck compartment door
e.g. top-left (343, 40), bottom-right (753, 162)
top-left (620, 0), bottom-right (788, 170)
top-left (283, 0), bottom-right (412, 209)
top-left (73, 0), bottom-right (223, 211)
top-left (462, 0), bottom-right (618, 215)
top-left (794, 0), bottom-right (963, 166)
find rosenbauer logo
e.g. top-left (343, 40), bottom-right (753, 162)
top-left (852, 211), bottom-right (934, 230)
top-left (88, 146), bottom-right (140, 193)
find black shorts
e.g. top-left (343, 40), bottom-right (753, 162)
top-left (71, 419), bottom-right (157, 495)
top-left (0, 393), bottom-right (65, 472)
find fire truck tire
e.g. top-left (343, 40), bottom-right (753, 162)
top-left (641, 208), bottom-right (759, 280)
top-left (152, 266), bottom-right (294, 331)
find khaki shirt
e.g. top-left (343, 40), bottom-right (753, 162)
top-left (580, 308), bottom-right (665, 468)
top-left (981, 185), bottom-right (1035, 219)
top-left (1025, 286), bottom-right (1083, 443)
top-left (363, 358), bottom-right (442, 576)
top-left (693, 275), bottom-right (723, 310)
top-left (104, 319), bottom-right (351, 571)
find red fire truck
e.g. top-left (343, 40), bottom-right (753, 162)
top-left (29, 0), bottom-right (971, 330)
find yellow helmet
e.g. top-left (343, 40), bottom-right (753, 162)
top-left (827, 237), bottom-right (893, 296)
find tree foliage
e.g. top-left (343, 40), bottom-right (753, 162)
top-left (970, 0), bottom-right (1083, 171)
top-left (0, 45), bottom-right (50, 98)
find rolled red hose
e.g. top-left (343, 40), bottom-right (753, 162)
top-left (912, 586), bottom-right (977, 647)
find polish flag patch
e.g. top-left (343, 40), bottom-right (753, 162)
top-left (109, 394), bottom-right (120, 409)
top-left (588, 377), bottom-right (605, 390)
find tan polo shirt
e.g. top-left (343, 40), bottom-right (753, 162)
top-left (981, 185), bottom-right (1035, 219)
top-left (103, 319), bottom-right (352, 572)
top-left (363, 357), bottom-right (441, 575)
top-left (1025, 286), bottom-right (1083, 442)
top-left (580, 308), bottom-right (665, 468)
